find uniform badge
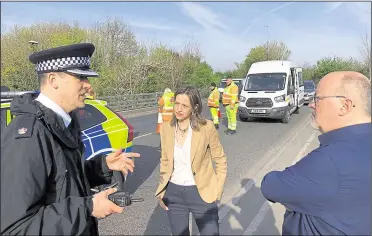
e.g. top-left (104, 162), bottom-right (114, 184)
top-left (18, 127), bottom-right (27, 134)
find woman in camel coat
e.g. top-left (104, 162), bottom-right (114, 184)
top-left (155, 86), bottom-right (227, 236)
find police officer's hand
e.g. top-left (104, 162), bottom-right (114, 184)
top-left (229, 104), bottom-right (235, 109)
top-left (92, 188), bottom-right (123, 219)
top-left (106, 149), bottom-right (141, 175)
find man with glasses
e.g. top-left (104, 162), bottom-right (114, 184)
top-left (261, 71), bottom-right (371, 235)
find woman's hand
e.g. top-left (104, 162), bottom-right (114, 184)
top-left (158, 198), bottom-right (169, 211)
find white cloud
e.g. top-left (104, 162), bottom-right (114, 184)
top-left (350, 2), bottom-right (371, 25)
top-left (324, 2), bottom-right (344, 14)
top-left (177, 2), bottom-right (230, 31)
top-left (172, 2), bottom-right (370, 71)
top-left (2, 2), bottom-right (369, 72)
top-left (126, 19), bottom-right (190, 36)
top-left (242, 2), bottom-right (295, 35)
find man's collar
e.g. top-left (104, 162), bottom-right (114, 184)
top-left (318, 123), bottom-right (371, 146)
top-left (35, 93), bottom-right (72, 127)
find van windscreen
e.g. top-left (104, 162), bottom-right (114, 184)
top-left (244, 73), bottom-right (286, 91)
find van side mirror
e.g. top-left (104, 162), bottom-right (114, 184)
top-left (288, 85), bottom-right (295, 94)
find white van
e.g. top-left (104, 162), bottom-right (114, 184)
top-left (238, 60), bottom-right (305, 124)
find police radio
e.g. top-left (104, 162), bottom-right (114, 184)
top-left (108, 171), bottom-right (144, 207)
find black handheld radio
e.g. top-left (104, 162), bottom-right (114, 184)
top-left (108, 171), bottom-right (144, 207)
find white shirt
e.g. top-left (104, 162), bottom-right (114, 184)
top-left (35, 93), bottom-right (72, 128)
top-left (170, 123), bottom-right (196, 186)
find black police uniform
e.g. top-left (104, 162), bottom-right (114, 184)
top-left (1, 43), bottom-right (111, 235)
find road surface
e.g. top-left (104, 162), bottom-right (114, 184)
top-left (99, 102), bottom-right (317, 235)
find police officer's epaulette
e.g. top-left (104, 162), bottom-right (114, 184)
top-left (13, 114), bottom-right (36, 139)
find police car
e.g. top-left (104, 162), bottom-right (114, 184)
top-left (1, 90), bottom-right (134, 160)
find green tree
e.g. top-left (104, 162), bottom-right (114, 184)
top-left (359, 32), bottom-right (371, 79)
top-left (1, 22), bottom-right (86, 91)
top-left (302, 62), bottom-right (317, 81)
top-left (313, 56), bottom-right (367, 83)
top-left (2, 19), bottom-right (218, 96)
top-left (233, 40), bottom-right (291, 77)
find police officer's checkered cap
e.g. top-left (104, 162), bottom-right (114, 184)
top-left (35, 56), bottom-right (90, 73)
top-left (29, 43), bottom-right (96, 74)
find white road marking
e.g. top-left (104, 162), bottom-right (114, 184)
top-left (134, 132), bottom-right (153, 140)
top-left (291, 131), bottom-right (318, 165)
top-left (242, 130), bottom-right (318, 235)
top-left (243, 201), bottom-right (273, 235)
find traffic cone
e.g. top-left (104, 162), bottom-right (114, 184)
top-left (156, 113), bottom-right (163, 134)
top-left (218, 108), bottom-right (222, 118)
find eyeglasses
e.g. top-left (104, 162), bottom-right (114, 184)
top-left (310, 95), bottom-right (355, 107)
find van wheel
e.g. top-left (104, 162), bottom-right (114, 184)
top-left (239, 115), bottom-right (249, 122)
top-left (281, 108), bottom-right (290, 124)
top-left (294, 106), bottom-right (300, 114)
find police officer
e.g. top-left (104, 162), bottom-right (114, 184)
top-left (1, 43), bottom-right (140, 235)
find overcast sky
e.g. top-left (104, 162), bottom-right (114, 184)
top-left (1, 1), bottom-right (371, 71)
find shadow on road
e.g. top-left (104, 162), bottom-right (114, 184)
top-left (123, 144), bottom-right (160, 194)
top-left (143, 178), bottom-right (280, 235)
top-left (143, 204), bottom-right (172, 235)
top-left (217, 178), bottom-right (280, 235)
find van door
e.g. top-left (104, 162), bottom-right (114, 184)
top-left (296, 68), bottom-right (305, 107)
top-left (290, 68), bottom-right (298, 110)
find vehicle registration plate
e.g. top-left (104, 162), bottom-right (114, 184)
top-left (251, 109), bottom-right (266, 113)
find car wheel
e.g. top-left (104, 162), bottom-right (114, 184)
top-left (294, 106), bottom-right (300, 114)
top-left (239, 115), bottom-right (249, 122)
top-left (281, 108), bottom-right (290, 124)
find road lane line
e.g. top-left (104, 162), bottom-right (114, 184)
top-left (242, 201), bottom-right (273, 235)
top-left (134, 132), bottom-right (153, 140)
top-left (291, 131), bottom-right (318, 165)
top-left (242, 130), bottom-right (318, 235)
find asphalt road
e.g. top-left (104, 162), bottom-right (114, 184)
top-left (99, 102), bottom-right (313, 235)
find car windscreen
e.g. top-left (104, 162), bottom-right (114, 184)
top-left (304, 81), bottom-right (315, 90)
top-left (75, 104), bottom-right (107, 130)
top-left (244, 73), bottom-right (286, 91)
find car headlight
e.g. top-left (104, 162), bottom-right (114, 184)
top-left (239, 96), bottom-right (246, 102)
top-left (274, 95), bottom-right (285, 103)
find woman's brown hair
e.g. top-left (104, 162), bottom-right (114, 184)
top-left (170, 86), bottom-right (207, 131)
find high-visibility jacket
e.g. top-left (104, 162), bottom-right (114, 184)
top-left (158, 92), bottom-right (175, 122)
top-left (208, 88), bottom-right (220, 108)
top-left (222, 81), bottom-right (239, 105)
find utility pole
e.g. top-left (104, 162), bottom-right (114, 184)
top-left (264, 25), bottom-right (269, 60)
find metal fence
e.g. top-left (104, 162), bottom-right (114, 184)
top-left (97, 87), bottom-right (210, 112)
top-left (98, 92), bottom-right (162, 112)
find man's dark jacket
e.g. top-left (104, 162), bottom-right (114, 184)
top-left (1, 94), bottom-right (113, 235)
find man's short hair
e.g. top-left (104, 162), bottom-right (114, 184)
top-left (339, 74), bottom-right (371, 116)
top-left (37, 73), bottom-right (48, 86)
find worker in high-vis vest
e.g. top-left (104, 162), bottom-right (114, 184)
top-left (208, 82), bottom-right (220, 130)
top-left (156, 88), bottom-right (175, 150)
top-left (222, 77), bottom-right (239, 135)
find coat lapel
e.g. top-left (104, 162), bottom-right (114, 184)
top-left (166, 123), bottom-right (175, 164)
top-left (190, 127), bottom-right (201, 164)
